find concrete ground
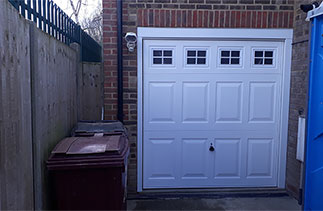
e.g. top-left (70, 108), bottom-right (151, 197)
top-left (127, 196), bottom-right (301, 210)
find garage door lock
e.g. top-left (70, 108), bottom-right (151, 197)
top-left (209, 143), bottom-right (215, 152)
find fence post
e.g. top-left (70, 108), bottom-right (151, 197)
top-left (70, 43), bottom-right (83, 121)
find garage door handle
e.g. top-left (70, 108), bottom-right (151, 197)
top-left (209, 144), bottom-right (215, 152)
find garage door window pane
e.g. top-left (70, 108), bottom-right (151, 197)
top-left (221, 51), bottom-right (230, 57)
top-left (255, 58), bottom-right (263, 64)
top-left (264, 59), bottom-right (273, 65)
top-left (187, 58), bottom-right (196, 64)
top-left (153, 58), bottom-right (162, 64)
top-left (265, 51), bottom-right (273, 57)
top-left (197, 58), bottom-right (206, 64)
top-left (163, 58), bottom-right (172, 64)
top-left (163, 50), bottom-right (172, 56)
top-left (198, 51), bottom-right (206, 57)
top-left (153, 50), bottom-right (162, 56)
top-left (255, 51), bottom-right (263, 57)
top-left (231, 51), bottom-right (240, 57)
top-left (221, 58), bottom-right (230, 64)
top-left (231, 58), bottom-right (240, 64)
top-left (187, 51), bottom-right (196, 57)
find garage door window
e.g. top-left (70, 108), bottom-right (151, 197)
top-left (219, 49), bottom-right (242, 67)
top-left (185, 49), bottom-right (208, 65)
top-left (254, 50), bottom-right (274, 66)
top-left (152, 49), bottom-right (173, 65)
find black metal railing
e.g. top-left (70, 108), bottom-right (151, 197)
top-left (8, 0), bottom-right (101, 62)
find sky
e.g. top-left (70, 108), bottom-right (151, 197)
top-left (54, 0), bottom-right (101, 23)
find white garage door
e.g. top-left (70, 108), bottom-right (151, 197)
top-left (143, 39), bottom-right (284, 189)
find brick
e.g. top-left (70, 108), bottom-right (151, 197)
top-left (176, 10), bottom-right (182, 27)
top-left (230, 5), bottom-right (246, 10)
top-left (255, 0), bottom-right (270, 3)
top-left (209, 11), bottom-right (214, 27)
top-left (182, 10), bottom-right (187, 27)
top-left (283, 11), bottom-right (289, 28)
top-left (246, 5), bottom-right (262, 10)
top-left (251, 11), bottom-right (256, 27)
top-left (258, 11), bottom-right (262, 28)
top-left (213, 5), bottom-right (229, 10)
top-left (240, 0), bottom-right (254, 3)
top-left (203, 11), bottom-right (208, 27)
top-left (280, 5), bottom-right (293, 10)
top-left (148, 10), bottom-right (154, 26)
top-left (166, 10), bottom-right (171, 26)
top-left (231, 11), bottom-right (236, 27)
top-left (163, 3), bottom-right (179, 8)
top-left (289, 11), bottom-right (293, 28)
top-left (154, 9), bottom-right (160, 26)
top-left (198, 10), bottom-right (203, 27)
top-left (241, 11), bottom-right (246, 27)
top-left (219, 11), bottom-right (225, 27)
top-left (278, 11), bottom-right (283, 27)
top-left (206, 0), bottom-right (221, 3)
top-left (263, 5), bottom-right (277, 10)
top-left (171, 10), bottom-right (176, 26)
top-left (146, 4), bottom-right (162, 8)
top-left (214, 11), bottom-right (219, 27)
top-left (262, 11), bottom-right (267, 28)
top-left (160, 9), bottom-right (166, 27)
top-left (197, 4), bottom-right (212, 9)
top-left (222, 0), bottom-right (237, 3)
top-left (155, 0), bottom-right (171, 2)
top-left (188, 0), bottom-right (204, 3)
top-left (179, 4), bottom-right (196, 9)
top-left (143, 9), bottom-right (148, 26)
top-left (225, 10), bottom-right (230, 27)
top-left (273, 11), bottom-right (278, 27)
top-left (187, 10), bottom-right (192, 27)
top-left (172, 0), bottom-right (188, 2)
top-left (236, 11), bottom-right (241, 27)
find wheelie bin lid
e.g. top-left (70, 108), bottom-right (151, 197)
top-left (71, 121), bottom-right (128, 137)
top-left (47, 134), bottom-right (129, 170)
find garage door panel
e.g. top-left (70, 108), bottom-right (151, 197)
top-left (181, 138), bottom-right (209, 179)
top-left (247, 138), bottom-right (275, 178)
top-left (144, 138), bottom-right (177, 179)
top-left (215, 82), bottom-right (243, 123)
top-left (182, 82), bottom-right (209, 123)
top-left (214, 138), bottom-right (242, 178)
top-left (147, 82), bottom-right (176, 123)
top-left (249, 82), bottom-right (277, 123)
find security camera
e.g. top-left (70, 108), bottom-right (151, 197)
top-left (125, 32), bottom-right (137, 52)
top-left (125, 32), bottom-right (137, 43)
top-left (300, 2), bottom-right (319, 13)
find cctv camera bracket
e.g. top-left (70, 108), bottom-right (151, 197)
top-left (306, 2), bottom-right (323, 21)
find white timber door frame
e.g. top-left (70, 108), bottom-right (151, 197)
top-left (137, 28), bottom-right (293, 192)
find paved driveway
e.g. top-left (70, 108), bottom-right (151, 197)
top-left (127, 196), bottom-right (301, 210)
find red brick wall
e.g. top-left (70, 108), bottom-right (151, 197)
top-left (103, 0), bottom-right (294, 194)
top-left (136, 7), bottom-right (294, 28)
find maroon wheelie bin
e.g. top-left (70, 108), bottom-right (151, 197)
top-left (47, 132), bottom-right (129, 210)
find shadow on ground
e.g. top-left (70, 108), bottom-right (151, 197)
top-left (127, 196), bottom-right (301, 210)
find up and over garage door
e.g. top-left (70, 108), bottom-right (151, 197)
top-left (138, 29), bottom-right (292, 190)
